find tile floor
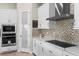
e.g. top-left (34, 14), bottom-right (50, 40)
top-left (0, 51), bottom-right (33, 56)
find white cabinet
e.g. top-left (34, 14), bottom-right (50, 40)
top-left (43, 47), bottom-right (55, 56)
top-left (33, 39), bottom-right (39, 55)
top-left (51, 47), bottom-right (63, 56)
top-left (43, 42), bottom-right (63, 56)
top-left (63, 51), bottom-right (74, 56)
top-left (33, 39), bottom-right (63, 56)
top-left (36, 41), bottom-right (43, 56)
top-left (34, 40), bottom-right (43, 56)
top-left (38, 3), bottom-right (49, 29)
top-left (9, 10), bottom-right (17, 24)
top-left (73, 4), bottom-right (79, 29)
top-left (33, 39), bottom-right (44, 56)
top-left (33, 39), bottom-right (36, 54)
top-left (38, 3), bottom-right (55, 29)
top-left (0, 9), bottom-right (17, 25)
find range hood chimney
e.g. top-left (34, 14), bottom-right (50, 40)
top-left (47, 3), bottom-right (74, 21)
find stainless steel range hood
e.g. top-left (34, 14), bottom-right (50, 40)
top-left (47, 3), bottom-right (74, 21)
top-left (47, 14), bottom-right (74, 21)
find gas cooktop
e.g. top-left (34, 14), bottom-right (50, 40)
top-left (46, 40), bottom-right (76, 48)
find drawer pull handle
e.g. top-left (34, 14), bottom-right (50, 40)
top-left (49, 50), bottom-right (52, 53)
top-left (49, 50), bottom-right (55, 55)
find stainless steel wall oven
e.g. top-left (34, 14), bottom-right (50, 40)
top-left (1, 24), bottom-right (16, 47)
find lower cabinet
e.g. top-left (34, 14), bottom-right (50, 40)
top-left (35, 40), bottom-right (43, 56)
top-left (33, 39), bottom-right (43, 56)
top-left (33, 39), bottom-right (75, 56)
top-left (33, 39), bottom-right (63, 56)
top-left (43, 43), bottom-right (63, 56)
top-left (63, 51), bottom-right (74, 56)
top-left (37, 44), bottom-right (43, 56)
top-left (43, 47), bottom-right (55, 56)
top-left (33, 39), bottom-right (37, 55)
top-left (52, 47), bottom-right (63, 56)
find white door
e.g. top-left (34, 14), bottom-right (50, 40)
top-left (19, 11), bottom-right (31, 52)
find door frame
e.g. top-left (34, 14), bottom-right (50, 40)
top-left (18, 10), bottom-right (32, 52)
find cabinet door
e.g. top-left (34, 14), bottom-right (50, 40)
top-left (33, 39), bottom-right (37, 54)
top-left (9, 9), bottom-right (17, 24)
top-left (52, 48), bottom-right (62, 56)
top-left (38, 43), bottom-right (43, 56)
top-left (43, 48), bottom-right (55, 56)
top-left (40, 3), bottom-right (49, 29)
top-left (74, 4), bottom-right (79, 29)
top-left (38, 3), bottom-right (49, 29)
top-left (63, 51), bottom-right (74, 56)
top-left (43, 42), bottom-right (63, 56)
top-left (0, 9), bottom-right (10, 24)
top-left (35, 40), bottom-right (43, 56)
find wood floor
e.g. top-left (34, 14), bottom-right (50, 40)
top-left (0, 51), bottom-right (33, 56)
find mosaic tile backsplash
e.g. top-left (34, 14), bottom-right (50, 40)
top-left (32, 18), bottom-right (79, 45)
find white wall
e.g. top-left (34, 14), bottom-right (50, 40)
top-left (32, 3), bottom-right (38, 20)
top-left (0, 3), bottom-right (16, 9)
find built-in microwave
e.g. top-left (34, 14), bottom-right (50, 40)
top-left (2, 25), bottom-right (15, 32)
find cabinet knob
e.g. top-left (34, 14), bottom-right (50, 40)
top-left (20, 35), bottom-right (22, 37)
top-left (49, 50), bottom-right (52, 53)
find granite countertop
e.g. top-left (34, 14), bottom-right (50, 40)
top-left (33, 37), bottom-right (53, 41)
top-left (64, 46), bottom-right (79, 56)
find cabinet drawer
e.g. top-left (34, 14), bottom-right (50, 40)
top-left (52, 48), bottom-right (62, 56)
top-left (43, 42), bottom-right (63, 56)
top-left (63, 51), bottom-right (74, 56)
top-left (48, 50), bottom-right (55, 56)
top-left (43, 48), bottom-right (55, 56)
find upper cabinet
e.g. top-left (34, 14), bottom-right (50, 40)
top-left (0, 4), bottom-right (17, 24)
top-left (73, 3), bottom-right (79, 29)
top-left (38, 3), bottom-right (55, 29)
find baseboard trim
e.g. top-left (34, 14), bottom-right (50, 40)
top-left (0, 50), bottom-right (17, 54)
top-left (17, 49), bottom-right (32, 54)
